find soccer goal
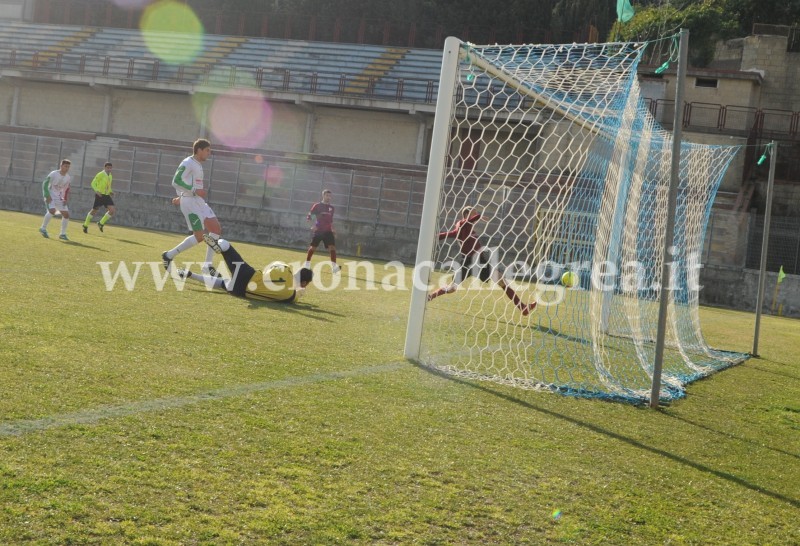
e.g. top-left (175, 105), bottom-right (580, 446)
top-left (405, 36), bottom-right (750, 404)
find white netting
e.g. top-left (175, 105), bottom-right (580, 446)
top-left (413, 39), bottom-right (749, 403)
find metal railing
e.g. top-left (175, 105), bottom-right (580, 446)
top-left (5, 130), bottom-right (796, 272)
top-left (0, 132), bottom-right (427, 229)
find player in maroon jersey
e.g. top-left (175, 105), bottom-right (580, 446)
top-left (304, 189), bottom-right (340, 273)
top-left (427, 206), bottom-right (536, 316)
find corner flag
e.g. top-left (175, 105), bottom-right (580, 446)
top-left (777, 265), bottom-right (786, 284)
top-left (617, 0), bottom-right (635, 23)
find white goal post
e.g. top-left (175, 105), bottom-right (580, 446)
top-left (404, 36), bottom-right (749, 404)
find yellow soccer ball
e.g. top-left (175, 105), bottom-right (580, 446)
top-left (561, 271), bottom-right (578, 288)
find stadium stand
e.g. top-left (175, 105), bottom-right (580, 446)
top-left (0, 20), bottom-right (441, 103)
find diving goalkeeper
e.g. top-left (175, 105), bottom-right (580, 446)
top-left (178, 235), bottom-right (313, 303)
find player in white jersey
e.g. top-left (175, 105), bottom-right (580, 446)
top-left (39, 159), bottom-right (73, 241)
top-left (160, 138), bottom-right (223, 275)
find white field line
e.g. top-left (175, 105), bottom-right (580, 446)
top-left (0, 362), bottom-right (406, 437)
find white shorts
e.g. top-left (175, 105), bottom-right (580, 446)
top-left (45, 197), bottom-right (68, 212)
top-left (179, 196), bottom-right (216, 232)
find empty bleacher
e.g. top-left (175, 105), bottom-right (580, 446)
top-left (0, 20), bottom-right (442, 104)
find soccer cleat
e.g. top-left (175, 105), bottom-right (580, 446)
top-left (161, 251), bottom-right (172, 271)
top-left (520, 302), bottom-right (537, 317)
top-left (201, 265), bottom-right (222, 278)
top-left (332, 263), bottom-right (341, 274)
top-left (58, 234), bottom-right (69, 241)
top-left (82, 224), bottom-right (88, 234)
top-left (176, 268), bottom-right (191, 280)
top-left (97, 222), bottom-right (104, 233)
top-left (38, 227), bottom-right (49, 238)
top-left (203, 233), bottom-right (222, 254)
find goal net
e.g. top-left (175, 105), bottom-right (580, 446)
top-left (405, 37), bottom-right (750, 404)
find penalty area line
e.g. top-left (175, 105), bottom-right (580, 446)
top-left (0, 362), bottom-right (406, 437)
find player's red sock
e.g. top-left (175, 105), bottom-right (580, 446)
top-left (330, 249), bottom-right (337, 263)
top-left (505, 285), bottom-right (522, 306)
top-left (505, 285), bottom-right (536, 316)
top-left (427, 287), bottom-right (453, 301)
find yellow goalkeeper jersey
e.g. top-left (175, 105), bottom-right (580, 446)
top-left (244, 262), bottom-right (296, 302)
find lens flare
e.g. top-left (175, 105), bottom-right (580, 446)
top-left (551, 509), bottom-right (562, 521)
top-left (207, 89), bottom-right (273, 149)
top-left (140, 0), bottom-right (204, 65)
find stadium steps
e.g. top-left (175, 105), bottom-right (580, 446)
top-left (0, 20), bottom-right (443, 103)
top-left (713, 190), bottom-right (739, 211)
top-left (732, 182), bottom-right (756, 212)
top-left (184, 35), bottom-right (249, 82)
top-left (15, 27), bottom-right (98, 68)
top-left (343, 47), bottom-right (409, 94)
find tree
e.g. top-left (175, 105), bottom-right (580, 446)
top-left (615, 1), bottom-right (728, 66)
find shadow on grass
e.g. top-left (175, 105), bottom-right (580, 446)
top-left (746, 362), bottom-right (800, 380)
top-left (182, 285), bottom-right (344, 322)
top-left (246, 299), bottom-right (345, 322)
top-left (410, 359), bottom-right (800, 509)
top-left (340, 273), bottom-right (400, 289)
top-left (113, 238), bottom-right (150, 247)
top-left (429, 304), bottom-right (596, 348)
top-left (58, 239), bottom-right (108, 252)
top-left (662, 411), bottom-right (800, 461)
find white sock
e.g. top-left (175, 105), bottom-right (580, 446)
top-left (168, 235), bottom-right (198, 259)
top-left (304, 261), bottom-right (311, 269)
top-left (60, 217), bottom-right (69, 235)
top-left (203, 244), bottom-right (215, 269)
top-left (41, 211), bottom-right (52, 229)
top-left (218, 239), bottom-right (230, 252)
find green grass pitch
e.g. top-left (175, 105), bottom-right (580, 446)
top-left (1, 210), bottom-right (798, 544)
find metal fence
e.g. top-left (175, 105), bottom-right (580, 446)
top-left (0, 132), bottom-right (427, 229)
top-left (746, 214), bottom-right (800, 275)
top-left (4, 131), bottom-right (797, 271)
top-left (703, 208), bottom-right (799, 275)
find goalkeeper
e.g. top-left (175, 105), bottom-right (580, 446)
top-left (427, 206), bottom-right (535, 316)
top-left (178, 235), bottom-right (313, 303)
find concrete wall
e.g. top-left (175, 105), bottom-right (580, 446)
top-left (700, 265), bottom-right (800, 317)
top-left (704, 209), bottom-right (749, 267)
top-left (111, 88), bottom-right (201, 142)
top-left (313, 106), bottom-right (421, 163)
top-left (0, 79), bottom-right (426, 165)
top-left (16, 81), bottom-right (106, 132)
top-left (684, 132), bottom-right (749, 193)
top-left (741, 35), bottom-right (798, 112)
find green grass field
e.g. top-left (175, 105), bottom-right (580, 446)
top-left (1, 210), bottom-right (798, 544)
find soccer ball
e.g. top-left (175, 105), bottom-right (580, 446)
top-left (561, 271), bottom-right (578, 288)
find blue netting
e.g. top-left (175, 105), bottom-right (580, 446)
top-left (417, 39), bottom-right (750, 404)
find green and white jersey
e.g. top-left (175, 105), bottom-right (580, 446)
top-left (171, 155), bottom-right (204, 197)
top-left (42, 170), bottom-right (71, 201)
